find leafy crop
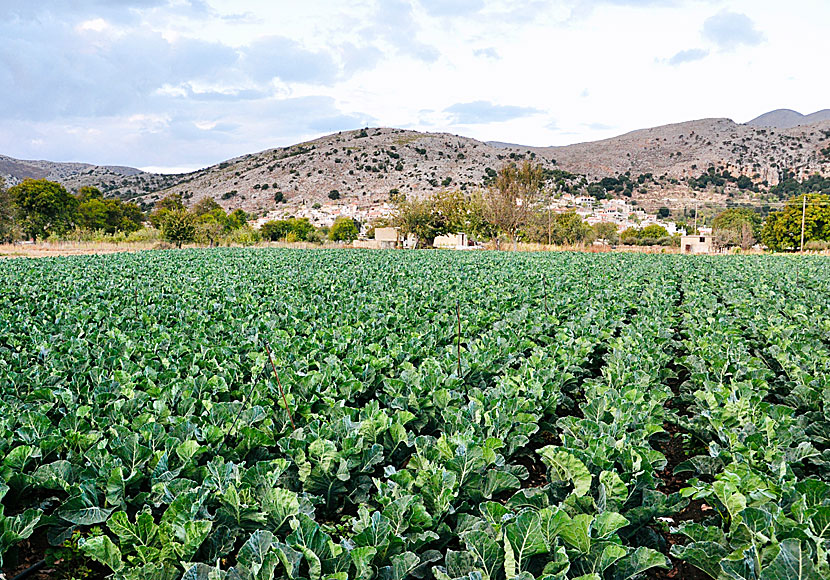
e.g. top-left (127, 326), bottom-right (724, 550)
top-left (0, 249), bottom-right (828, 579)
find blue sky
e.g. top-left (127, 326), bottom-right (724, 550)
top-left (0, 0), bottom-right (827, 172)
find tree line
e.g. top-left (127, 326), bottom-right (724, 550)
top-left (388, 162), bottom-right (830, 252)
top-left (2, 172), bottom-right (829, 252)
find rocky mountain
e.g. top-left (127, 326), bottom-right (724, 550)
top-left (746, 109), bottom-right (830, 129)
top-left (3, 112), bottom-right (830, 218)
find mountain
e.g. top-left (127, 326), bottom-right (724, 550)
top-left (3, 112), bottom-right (830, 217)
top-left (746, 109), bottom-right (830, 129)
top-left (0, 154), bottom-right (185, 204)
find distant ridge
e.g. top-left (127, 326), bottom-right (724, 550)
top-left (746, 108), bottom-right (830, 129)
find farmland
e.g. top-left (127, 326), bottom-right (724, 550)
top-left (0, 249), bottom-right (828, 580)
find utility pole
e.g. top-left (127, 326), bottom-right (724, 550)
top-left (693, 201), bottom-right (699, 233)
top-left (800, 195), bottom-right (807, 253)
top-left (547, 205), bottom-right (551, 246)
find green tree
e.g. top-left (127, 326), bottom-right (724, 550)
top-left (329, 217), bottom-right (359, 242)
top-left (9, 178), bottom-right (78, 240)
top-left (328, 190), bottom-right (341, 200)
top-left (191, 197), bottom-right (222, 217)
top-left (549, 211), bottom-right (593, 245)
top-left (0, 178), bottom-right (18, 242)
top-left (761, 193), bottom-right (830, 251)
top-left (75, 187), bottom-right (143, 234)
top-left (593, 222), bottom-right (619, 245)
top-left (260, 220), bottom-right (292, 241)
top-left (395, 197), bottom-right (444, 248)
top-left (657, 207), bottom-right (670, 219)
top-left (712, 208), bottom-right (761, 250)
top-left (227, 209), bottom-right (248, 230)
top-left (149, 194), bottom-right (185, 228)
top-left (161, 209), bottom-right (196, 248)
top-left (640, 224), bottom-right (669, 239)
top-left (483, 161), bottom-right (546, 250)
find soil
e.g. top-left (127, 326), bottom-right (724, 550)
top-left (2, 532), bottom-right (53, 580)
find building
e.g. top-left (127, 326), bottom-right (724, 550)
top-left (681, 234), bottom-right (713, 254)
top-left (433, 233), bottom-right (469, 249)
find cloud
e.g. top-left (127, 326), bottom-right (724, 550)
top-left (667, 48), bottom-right (709, 65)
top-left (367, 0), bottom-right (440, 62)
top-left (445, 101), bottom-right (542, 124)
top-left (241, 36), bottom-right (339, 84)
top-left (417, 0), bottom-right (485, 16)
top-left (586, 122), bottom-right (615, 131)
top-left (703, 11), bottom-right (764, 50)
top-left (473, 47), bottom-right (500, 59)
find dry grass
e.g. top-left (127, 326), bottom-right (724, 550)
top-left (0, 241), bottom-right (159, 258)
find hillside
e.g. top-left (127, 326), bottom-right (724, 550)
top-left (3, 112), bottom-right (830, 218)
top-left (746, 109), bottom-right (830, 128)
top-left (132, 128), bottom-right (559, 215)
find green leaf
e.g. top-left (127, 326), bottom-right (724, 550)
top-left (350, 546), bottom-right (377, 580)
top-left (462, 530), bottom-right (504, 580)
top-left (671, 541), bottom-right (728, 579)
top-left (379, 551), bottom-right (420, 580)
top-left (237, 530), bottom-right (276, 578)
top-left (559, 514), bottom-right (592, 555)
top-left (58, 499), bottom-right (115, 525)
top-left (446, 550), bottom-right (477, 577)
top-left (598, 544), bottom-right (627, 573)
top-left (760, 539), bottom-right (820, 580)
top-left (538, 447), bottom-right (592, 497)
top-left (740, 506), bottom-right (773, 539)
top-left (79, 535), bottom-right (124, 572)
top-left (592, 512), bottom-right (629, 539)
top-left (614, 547), bottom-right (670, 580)
top-left (505, 510), bottom-right (548, 570)
top-left (482, 470), bottom-right (521, 500)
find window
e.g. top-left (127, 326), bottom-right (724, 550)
top-left (699, 236), bottom-right (705, 242)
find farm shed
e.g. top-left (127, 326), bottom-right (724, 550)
top-left (681, 234), bottom-right (713, 254)
top-left (433, 233), bottom-right (469, 249)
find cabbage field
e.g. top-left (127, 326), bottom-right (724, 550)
top-left (0, 249), bottom-right (828, 580)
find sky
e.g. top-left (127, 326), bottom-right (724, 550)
top-left (1, 0), bottom-right (828, 173)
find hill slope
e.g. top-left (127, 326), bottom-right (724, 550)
top-left (746, 109), bottom-right (830, 128)
top-left (3, 113), bottom-right (830, 217)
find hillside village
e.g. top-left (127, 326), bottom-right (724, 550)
top-left (253, 194), bottom-right (686, 237)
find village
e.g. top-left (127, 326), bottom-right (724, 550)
top-left (253, 193), bottom-right (717, 252)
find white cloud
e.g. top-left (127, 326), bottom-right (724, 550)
top-left (0, 0), bottom-right (827, 166)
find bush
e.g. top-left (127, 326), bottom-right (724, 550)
top-left (223, 225), bottom-right (260, 246)
top-left (161, 210), bottom-right (196, 248)
top-left (329, 217), bottom-right (359, 242)
top-left (328, 190), bottom-right (341, 200)
top-left (126, 227), bottom-right (162, 244)
top-left (805, 240), bottom-right (830, 251)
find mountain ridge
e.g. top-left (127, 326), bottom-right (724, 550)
top-left (2, 110), bottom-right (830, 216)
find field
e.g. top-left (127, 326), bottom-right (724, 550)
top-left (0, 249), bottom-right (828, 580)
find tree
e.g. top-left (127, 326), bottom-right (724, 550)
top-left (261, 220), bottom-right (292, 241)
top-left (712, 208), bottom-right (761, 250)
top-left (260, 218), bottom-right (315, 242)
top-left (549, 211), bottom-right (593, 246)
top-left (0, 177), bottom-right (19, 243)
top-left (593, 222), bottom-right (619, 245)
top-left (328, 190), bottom-right (340, 200)
top-left (149, 194), bottom-right (184, 228)
top-left (640, 224), bottom-right (669, 239)
top-left (329, 217), bottom-right (359, 242)
top-left (761, 193), bottom-right (830, 251)
top-left (192, 197), bottom-right (222, 217)
top-left (161, 209), bottom-right (196, 248)
top-left (75, 187), bottom-right (143, 234)
top-left (482, 161), bottom-right (545, 250)
top-left (657, 207), bottom-right (670, 219)
top-left (8, 179), bottom-right (78, 241)
top-left (395, 197), bottom-right (444, 248)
